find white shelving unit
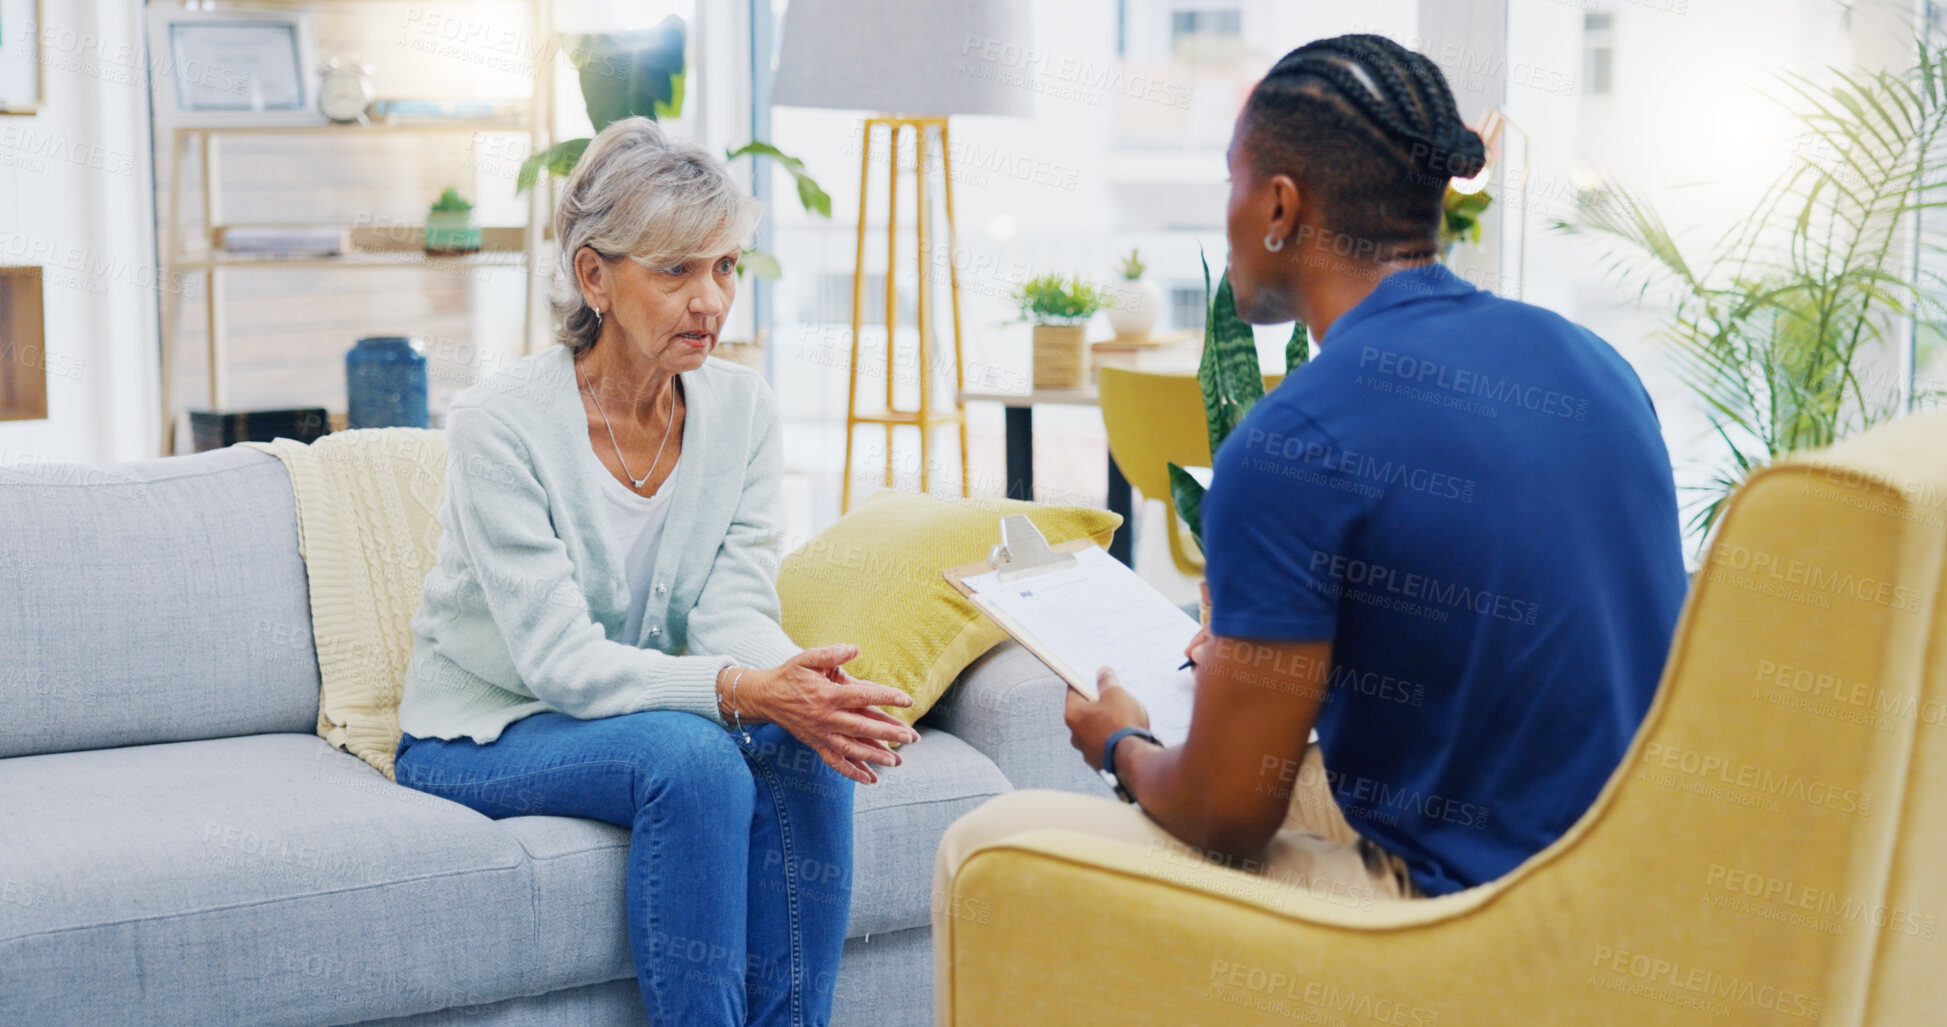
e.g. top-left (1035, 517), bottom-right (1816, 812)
top-left (156, 0), bottom-right (558, 455)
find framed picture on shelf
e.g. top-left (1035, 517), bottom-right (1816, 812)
top-left (0, 267), bottom-right (47, 422)
top-left (0, 0), bottom-right (45, 115)
top-left (144, 6), bottom-right (322, 126)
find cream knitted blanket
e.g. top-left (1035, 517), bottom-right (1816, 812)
top-left (245, 429), bottom-right (446, 780)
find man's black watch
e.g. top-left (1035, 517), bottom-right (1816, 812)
top-left (1101, 726), bottom-right (1161, 804)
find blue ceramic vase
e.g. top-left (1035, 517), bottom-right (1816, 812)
top-left (346, 336), bottom-right (429, 429)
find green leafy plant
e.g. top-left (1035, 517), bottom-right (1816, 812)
top-left (1557, 45), bottom-right (1947, 545)
top-left (723, 141), bottom-right (832, 279)
top-left (517, 17), bottom-right (687, 193)
top-left (513, 14), bottom-right (828, 279)
top-left (1439, 184), bottom-right (1493, 254)
top-left (1116, 248), bottom-right (1147, 280)
top-left (428, 187), bottom-right (473, 214)
top-left (725, 140), bottom-right (832, 219)
top-left (1168, 251), bottom-right (1310, 549)
top-left (1013, 273), bottom-right (1109, 325)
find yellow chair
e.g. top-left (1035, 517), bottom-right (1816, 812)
top-left (1097, 367), bottom-right (1283, 577)
top-left (934, 410), bottom-right (1947, 1026)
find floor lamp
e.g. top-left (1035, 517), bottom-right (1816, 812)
top-left (771, 0), bottom-right (1032, 512)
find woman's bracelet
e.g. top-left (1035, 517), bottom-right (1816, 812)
top-left (721, 665), bottom-right (751, 743)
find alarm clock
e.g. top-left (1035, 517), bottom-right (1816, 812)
top-left (318, 57), bottom-right (375, 124)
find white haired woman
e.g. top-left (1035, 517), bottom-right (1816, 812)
top-left (394, 117), bottom-right (917, 1027)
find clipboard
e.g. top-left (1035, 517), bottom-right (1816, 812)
top-left (941, 512), bottom-right (1202, 753)
top-left (944, 515), bottom-right (1109, 700)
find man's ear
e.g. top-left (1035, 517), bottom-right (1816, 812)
top-left (1266, 173), bottom-right (1303, 246)
top-left (573, 246), bottom-right (609, 312)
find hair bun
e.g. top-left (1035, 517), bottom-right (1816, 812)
top-left (1432, 126), bottom-right (1488, 179)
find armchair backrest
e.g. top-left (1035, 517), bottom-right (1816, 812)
top-left (1509, 410), bottom-right (1947, 1025)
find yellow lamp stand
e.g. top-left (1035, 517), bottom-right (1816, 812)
top-left (840, 115), bottom-right (969, 512)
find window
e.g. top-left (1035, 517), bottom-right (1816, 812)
top-left (797, 272), bottom-right (911, 327)
top-left (764, 3), bottom-right (1402, 539)
top-left (1170, 285), bottom-right (1207, 333)
top-left (1584, 12), bottom-right (1614, 96)
top-left (1170, 8), bottom-right (1244, 61)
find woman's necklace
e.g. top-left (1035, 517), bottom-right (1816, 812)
top-left (578, 355), bottom-right (676, 492)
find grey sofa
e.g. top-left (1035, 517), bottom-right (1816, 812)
top-left (0, 444), bottom-right (1109, 1026)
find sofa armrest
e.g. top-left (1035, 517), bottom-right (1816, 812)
top-left (935, 824), bottom-right (1517, 1027)
top-left (920, 641), bottom-right (1111, 799)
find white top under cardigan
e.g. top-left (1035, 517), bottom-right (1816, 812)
top-left (588, 446), bottom-right (677, 647)
top-left (397, 345), bottom-right (802, 744)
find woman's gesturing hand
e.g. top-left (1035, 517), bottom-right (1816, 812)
top-left (726, 644), bottom-right (921, 785)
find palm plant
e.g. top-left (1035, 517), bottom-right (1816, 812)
top-left (1557, 46), bottom-right (1947, 545)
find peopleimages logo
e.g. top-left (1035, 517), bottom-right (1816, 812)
top-left (1640, 742), bottom-right (1871, 816)
top-left (1357, 346), bottom-right (1590, 420)
top-left (1589, 945), bottom-right (1820, 1020)
top-left (1705, 862), bottom-right (1937, 939)
top-left (1308, 551), bottom-right (1541, 626)
top-left (1710, 542), bottom-right (1924, 611)
top-left (1245, 428), bottom-right (1477, 502)
top-left (957, 35), bottom-right (1193, 109)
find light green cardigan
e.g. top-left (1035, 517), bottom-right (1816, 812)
top-left (397, 344), bottom-right (803, 744)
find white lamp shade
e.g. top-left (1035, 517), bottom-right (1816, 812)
top-left (771, 0), bottom-right (1034, 116)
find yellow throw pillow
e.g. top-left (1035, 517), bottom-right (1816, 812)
top-left (777, 490), bottom-right (1121, 725)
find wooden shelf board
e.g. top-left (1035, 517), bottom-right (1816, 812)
top-left (172, 118), bottom-right (532, 138)
top-left (173, 250), bottom-right (532, 271)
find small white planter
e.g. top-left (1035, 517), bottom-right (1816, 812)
top-left (1105, 278), bottom-right (1165, 339)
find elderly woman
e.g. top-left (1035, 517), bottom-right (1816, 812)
top-left (394, 117), bottom-right (918, 1027)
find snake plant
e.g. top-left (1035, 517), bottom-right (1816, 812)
top-left (1169, 250), bottom-right (1310, 552)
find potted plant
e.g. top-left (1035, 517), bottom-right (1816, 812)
top-left (1439, 184), bottom-right (1493, 261)
top-left (513, 15), bottom-right (828, 371)
top-left (423, 188), bottom-right (480, 255)
top-left (515, 15), bottom-right (828, 283)
top-left (1168, 251), bottom-right (1310, 617)
top-left (1558, 49), bottom-right (1947, 547)
top-left (1106, 247), bottom-right (1165, 339)
top-left (1014, 273), bottom-right (1108, 389)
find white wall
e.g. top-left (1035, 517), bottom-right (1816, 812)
top-left (0, 0), bottom-right (160, 465)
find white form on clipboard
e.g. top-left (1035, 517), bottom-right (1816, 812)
top-left (948, 518), bottom-right (1200, 747)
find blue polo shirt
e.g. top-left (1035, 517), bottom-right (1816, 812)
top-left (1203, 263), bottom-right (1686, 897)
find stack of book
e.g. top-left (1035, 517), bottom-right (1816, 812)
top-left (218, 227), bottom-right (348, 258)
top-left (189, 408), bottom-right (332, 452)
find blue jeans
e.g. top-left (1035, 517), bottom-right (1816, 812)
top-left (394, 712), bottom-right (854, 1026)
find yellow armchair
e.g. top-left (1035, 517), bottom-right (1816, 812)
top-left (1097, 367), bottom-right (1284, 578)
top-left (934, 410), bottom-right (1947, 1026)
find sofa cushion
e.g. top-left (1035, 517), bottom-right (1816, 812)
top-left (0, 725), bottom-right (1008, 1023)
top-left (776, 489), bottom-right (1121, 726)
top-left (0, 734), bottom-right (536, 1025)
top-left (492, 815), bottom-right (635, 991)
top-left (487, 724), bottom-right (1012, 970)
top-left (0, 446), bottom-right (320, 758)
top-left (848, 726), bottom-right (1013, 935)
top-left (922, 640), bottom-right (1114, 798)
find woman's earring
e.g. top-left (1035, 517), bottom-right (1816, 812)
top-left (594, 306), bottom-right (603, 329)
top-left (1263, 233), bottom-right (1286, 253)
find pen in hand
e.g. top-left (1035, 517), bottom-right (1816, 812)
top-left (1177, 658), bottom-right (1194, 671)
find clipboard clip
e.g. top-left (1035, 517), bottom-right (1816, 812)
top-left (989, 514), bottom-right (1079, 582)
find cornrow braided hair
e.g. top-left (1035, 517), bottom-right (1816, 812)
top-left (1243, 34), bottom-right (1487, 252)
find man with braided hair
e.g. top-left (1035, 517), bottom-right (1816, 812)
top-left (941, 35), bottom-right (1686, 906)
